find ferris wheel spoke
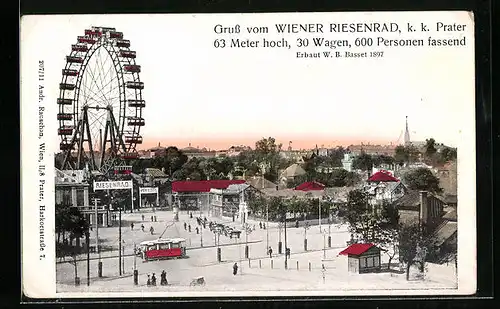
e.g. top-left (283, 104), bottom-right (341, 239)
top-left (80, 83), bottom-right (108, 107)
top-left (86, 58), bottom-right (111, 106)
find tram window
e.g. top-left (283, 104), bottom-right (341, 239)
top-left (158, 243), bottom-right (169, 250)
top-left (171, 242), bottom-right (180, 248)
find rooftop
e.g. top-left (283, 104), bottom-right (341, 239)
top-left (339, 243), bottom-right (377, 256)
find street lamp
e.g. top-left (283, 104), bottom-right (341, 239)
top-left (318, 197), bottom-right (322, 233)
top-left (118, 203), bottom-right (123, 276)
top-left (303, 222), bottom-right (310, 251)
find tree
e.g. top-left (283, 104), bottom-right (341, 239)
top-left (394, 145), bottom-right (420, 166)
top-left (345, 189), bottom-right (380, 242)
top-left (377, 202), bottom-right (400, 269)
top-left (403, 168), bottom-right (442, 194)
top-left (424, 138), bottom-right (437, 158)
top-left (254, 137), bottom-right (282, 181)
top-left (352, 152), bottom-right (373, 174)
top-left (55, 203), bottom-right (89, 254)
top-left (437, 147), bottom-right (457, 164)
top-left (399, 223), bottom-right (436, 280)
top-left (153, 146), bottom-right (189, 176)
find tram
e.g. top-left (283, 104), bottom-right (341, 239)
top-left (137, 238), bottom-right (187, 261)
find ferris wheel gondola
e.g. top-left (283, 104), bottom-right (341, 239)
top-left (57, 26), bottom-right (146, 174)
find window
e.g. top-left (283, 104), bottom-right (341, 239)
top-left (367, 257), bottom-right (373, 267)
top-left (360, 257), bottom-right (366, 268)
top-left (77, 189), bottom-right (85, 206)
top-left (374, 256), bottom-right (380, 267)
top-left (171, 242), bottom-right (180, 248)
top-left (158, 243), bottom-right (169, 250)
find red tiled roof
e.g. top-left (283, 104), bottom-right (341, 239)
top-left (368, 170), bottom-right (399, 182)
top-left (339, 243), bottom-right (376, 256)
top-left (172, 180), bottom-right (245, 193)
top-left (294, 181), bottom-right (325, 191)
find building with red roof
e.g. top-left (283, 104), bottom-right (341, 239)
top-left (172, 180), bottom-right (246, 193)
top-left (294, 181), bottom-right (325, 191)
top-left (171, 180), bottom-right (246, 212)
top-left (368, 170), bottom-right (399, 182)
top-left (339, 243), bottom-right (381, 273)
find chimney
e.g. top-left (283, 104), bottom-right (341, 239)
top-left (419, 191), bottom-right (429, 225)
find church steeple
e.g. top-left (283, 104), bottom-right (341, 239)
top-left (404, 116), bottom-right (411, 145)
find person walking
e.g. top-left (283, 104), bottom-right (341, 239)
top-left (141, 214), bottom-right (145, 221)
top-left (233, 262), bottom-right (238, 275)
top-left (184, 222), bottom-right (187, 230)
top-left (130, 223), bottom-right (134, 230)
top-left (161, 270), bottom-right (168, 285)
top-left (150, 226), bottom-right (154, 235)
top-left (151, 273), bottom-right (157, 286)
top-left (147, 275), bottom-right (151, 286)
top-left (141, 224), bottom-right (145, 232)
top-left (268, 246), bottom-right (273, 258)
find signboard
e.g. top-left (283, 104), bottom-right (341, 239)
top-left (139, 187), bottom-right (158, 194)
top-left (93, 180), bottom-right (133, 191)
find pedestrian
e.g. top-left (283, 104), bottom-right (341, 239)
top-left (184, 222), bottom-right (187, 230)
top-left (154, 216), bottom-right (157, 222)
top-left (150, 226), bottom-right (154, 235)
top-left (161, 270), bottom-right (168, 286)
top-left (268, 246), bottom-right (273, 258)
top-left (263, 223), bottom-right (266, 230)
top-left (151, 216), bottom-right (154, 222)
top-left (141, 224), bottom-right (145, 232)
top-left (147, 275), bottom-right (151, 286)
top-left (142, 214), bottom-right (145, 221)
top-left (295, 220), bottom-right (299, 228)
top-left (188, 224), bottom-right (191, 232)
top-left (196, 227), bottom-right (199, 234)
top-left (286, 247), bottom-right (291, 258)
top-left (259, 222), bottom-right (262, 229)
top-left (151, 273), bottom-right (157, 286)
top-left (131, 223), bottom-right (134, 230)
top-left (233, 262), bottom-right (238, 275)
top-left (190, 212), bottom-right (193, 219)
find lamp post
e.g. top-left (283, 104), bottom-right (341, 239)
top-left (93, 197), bottom-right (103, 277)
top-left (318, 197), bottom-right (322, 233)
top-left (303, 222), bottom-right (310, 251)
top-left (283, 200), bottom-right (288, 270)
top-left (266, 202), bottom-right (269, 251)
top-left (278, 222), bottom-right (283, 254)
top-left (118, 204), bottom-right (122, 276)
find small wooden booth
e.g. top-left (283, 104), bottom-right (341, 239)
top-left (339, 243), bottom-right (381, 274)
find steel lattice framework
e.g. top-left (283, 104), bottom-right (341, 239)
top-left (57, 26), bottom-right (145, 174)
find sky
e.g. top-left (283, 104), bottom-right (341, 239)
top-left (21, 12), bottom-right (475, 151)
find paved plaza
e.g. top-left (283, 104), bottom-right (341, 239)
top-left (56, 209), bottom-right (457, 293)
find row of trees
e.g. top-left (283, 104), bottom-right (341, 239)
top-left (247, 194), bottom-right (330, 221)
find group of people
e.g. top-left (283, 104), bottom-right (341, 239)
top-left (130, 214), bottom-right (158, 235)
top-left (146, 270), bottom-right (168, 286)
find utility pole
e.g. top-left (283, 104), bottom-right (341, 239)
top-left (119, 205), bottom-right (122, 276)
top-left (318, 197), bottom-right (322, 232)
top-left (266, 203), bottom-right (269, 251)
top-left (284, 200), bottom-right (288, 270)
top-left (86, 231), bottom-right (90, 286)
top-left (94, 198), bottom-right (102, 277)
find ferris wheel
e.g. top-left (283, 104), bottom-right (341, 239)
top-left (57, 26), bottom-right (145, 174)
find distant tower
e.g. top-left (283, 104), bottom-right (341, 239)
top-left (404, 116), bottom-right (411, 145)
